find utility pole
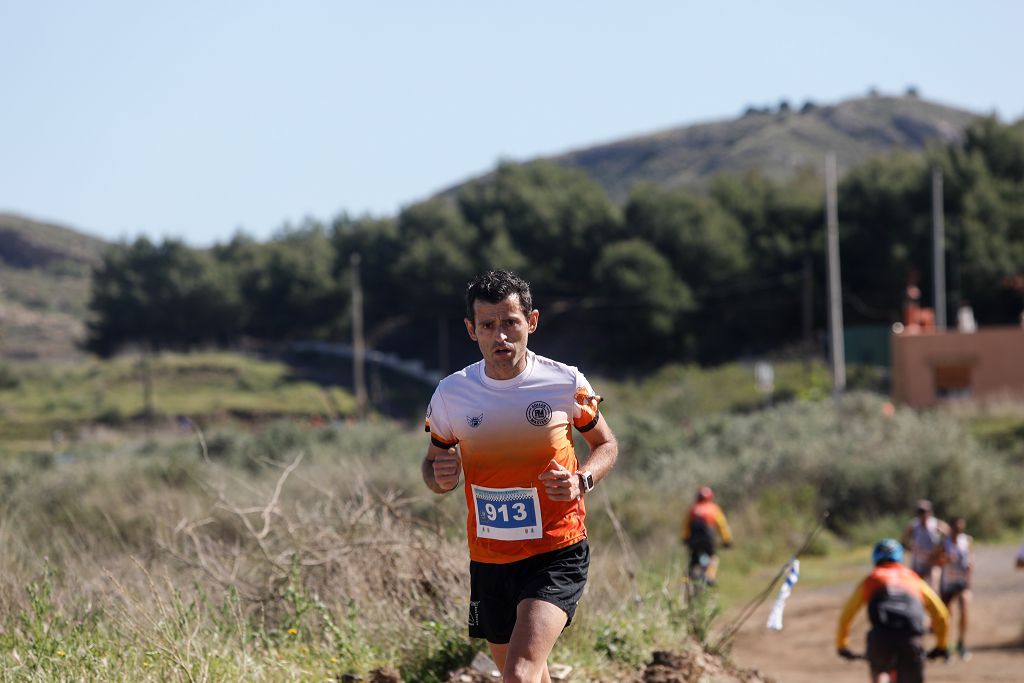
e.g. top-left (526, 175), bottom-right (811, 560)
top-left (932, 167), bottom-right (947, 330)
top-left (350, 253), bottom-right (368, 418)
top-left (824, 153), bottom-right (846, 392)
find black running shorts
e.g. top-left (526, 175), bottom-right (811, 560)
top-left (940, 580), bottom-right (968, 603)
top-left (468, 539), bottom-right (590, 644)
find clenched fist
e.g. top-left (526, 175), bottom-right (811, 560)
top-left (538, 459), bottom-right (580, 501)
top-left (431, 447), bottom-right (462, 492)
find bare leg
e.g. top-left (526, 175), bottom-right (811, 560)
top-left (706, 554), bottom-right (721, 583)
top-left (959, 590), bottom-right (971, 648)
top-left (488, 642), bottom-right (508, 673)
top-left (501, 599), bottom-right (566, 683)
top-left (931, 565), bottom-right (942, 592)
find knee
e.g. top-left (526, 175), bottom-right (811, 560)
top-left (502, 670), bottom-right (529, 683)
top-left (502, 659), bottom-right (542, 683)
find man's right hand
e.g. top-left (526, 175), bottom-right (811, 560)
top-left (431, 447), bottom-right (462, 492)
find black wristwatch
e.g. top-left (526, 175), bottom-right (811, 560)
top-left (577, 470), bottom-right (595, 494)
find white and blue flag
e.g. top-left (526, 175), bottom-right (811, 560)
top-left (766, 558), bottom-right (800, 631)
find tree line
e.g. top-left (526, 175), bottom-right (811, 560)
top-left (86, 116), bottom-right (1024, 373)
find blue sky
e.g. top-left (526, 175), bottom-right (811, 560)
top-left (2, 1), bottom-right (1021, 246)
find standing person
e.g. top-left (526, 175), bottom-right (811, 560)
top-left (421, 271), bottom-right (619, 683)
top-left (836, 539), bottom-right (950, 683)
top-left (937, 517), bottom-right (974, 660)
top-left (681, 486), bottom-right (733, 586)
top-left (902, 499), bottom-right (950, 588)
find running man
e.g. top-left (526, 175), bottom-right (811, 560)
top-left (902, 499), bottom-right (950, 588)
top-left (937, 517), bottom-right (973, 660)
top-left (681, 486), bottom-right (733, 586)
top-left (421, 271), bottom-right (618, 683)
top-left (837, 539), bottom-right (950, 683)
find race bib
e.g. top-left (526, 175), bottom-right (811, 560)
top-left (471, 485), bottom-right (543, 541)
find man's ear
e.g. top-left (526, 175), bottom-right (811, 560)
top-left (464, 318), bottom-right (477, 341)
top-left (528, 309), bottom-right (540, 333)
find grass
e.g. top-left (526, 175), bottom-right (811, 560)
top-left (0, 421), bottom-right (725, 681)
top-left (596, 359), bottom-right (833, 423)
top-left (0, 264), bottom-right (92, 318)
top-left (0, 352), bottom-right (357, 455)
top-left (2, 351), bottom-right (1023, 680)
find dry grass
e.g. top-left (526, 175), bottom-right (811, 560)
top-left (0, 418), bottom-right (709, 681)
top-left (4, 390), bottom-right (1022, 680)
top-left (0, 437), bottom-right (473, 680)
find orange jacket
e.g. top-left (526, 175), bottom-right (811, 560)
top-left (836, 562), bottom-right (949, 650)
top-left (682, 501), bottom-right (733, 545)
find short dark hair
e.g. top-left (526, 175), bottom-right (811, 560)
top-left (465, 271), bottom-right (533, 323)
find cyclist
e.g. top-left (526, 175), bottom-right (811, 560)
top-left (937, 516), bottom-right (973, 660)
top-left (902, 499), bottom-right (950, 589)
top-left (681, 486), bottom-right (732, 586)
top-left (837, 539), bottom-right (950, 683)
top-left (422, 271), bottom-right (618, 683)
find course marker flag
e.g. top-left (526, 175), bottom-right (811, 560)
top-left (766, 558), bottom-right (800, 631)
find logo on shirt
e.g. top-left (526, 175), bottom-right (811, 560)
top-left (466, 413), bottom-right (484, 428)
top-left (526, 401), bottom-right (552, 426)
top-left (425, 404), bottom-right (432, 419)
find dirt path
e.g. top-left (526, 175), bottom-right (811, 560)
top-left (730, 544), bottom-right (1024, 682)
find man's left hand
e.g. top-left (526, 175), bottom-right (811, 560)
top-left (539, 459), bottom-right (580, 501)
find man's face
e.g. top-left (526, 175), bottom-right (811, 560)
top-left (464, 295), bottom-right (539, 380)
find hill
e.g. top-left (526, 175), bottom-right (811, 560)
top-left (0, 213), bottom-right (110, 360)
top-left (443, 94), bottom-right (978, 202)
top-left (0, 212), bottom-right (107, 268)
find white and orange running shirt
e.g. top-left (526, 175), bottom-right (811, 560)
top-left (425, 351), bottom-right (602, 564)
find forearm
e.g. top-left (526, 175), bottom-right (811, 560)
top-left (580, 436), bottom-right (618, 484)
top-left (716, 511), bottom-right (734, 545)
top-left (836, 589), bottom-right (863, 649)
top-left (921, 583), bottom-right (951, 648)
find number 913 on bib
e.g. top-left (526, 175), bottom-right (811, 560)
top-left (471, 485), bottom-right (544, 541)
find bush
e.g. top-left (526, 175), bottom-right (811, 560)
top-left (2, 388), bottom-right (1022, 680)
top-left (0, 362), bottom-right (20, 389)
top-left (611, 392), bottom-right (1024, 543)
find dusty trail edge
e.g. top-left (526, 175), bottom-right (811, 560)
top-left (729, 543), bottom-right (1024, 683)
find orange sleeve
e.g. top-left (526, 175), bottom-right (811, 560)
top-left (918, 578), bottom-right (950, 649)
top-left (836, 581), bottom-right (867, 650)
top-left (713, 505), bottom-right (733, 544)
top-left (573, 387), bottom-right (603, 432)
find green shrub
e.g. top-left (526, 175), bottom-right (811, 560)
top-left (399, 619), bottom-right (480, 683)
top-left (0, 362), bottom-right (21, 389)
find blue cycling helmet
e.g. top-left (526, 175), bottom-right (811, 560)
top-left (872, 538), bottom-right (904, 565)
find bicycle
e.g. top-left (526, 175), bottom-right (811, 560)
top-left (838, 646), bottom-right (950, 682)
top-left (681, 550), bottom-right (716, 603)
